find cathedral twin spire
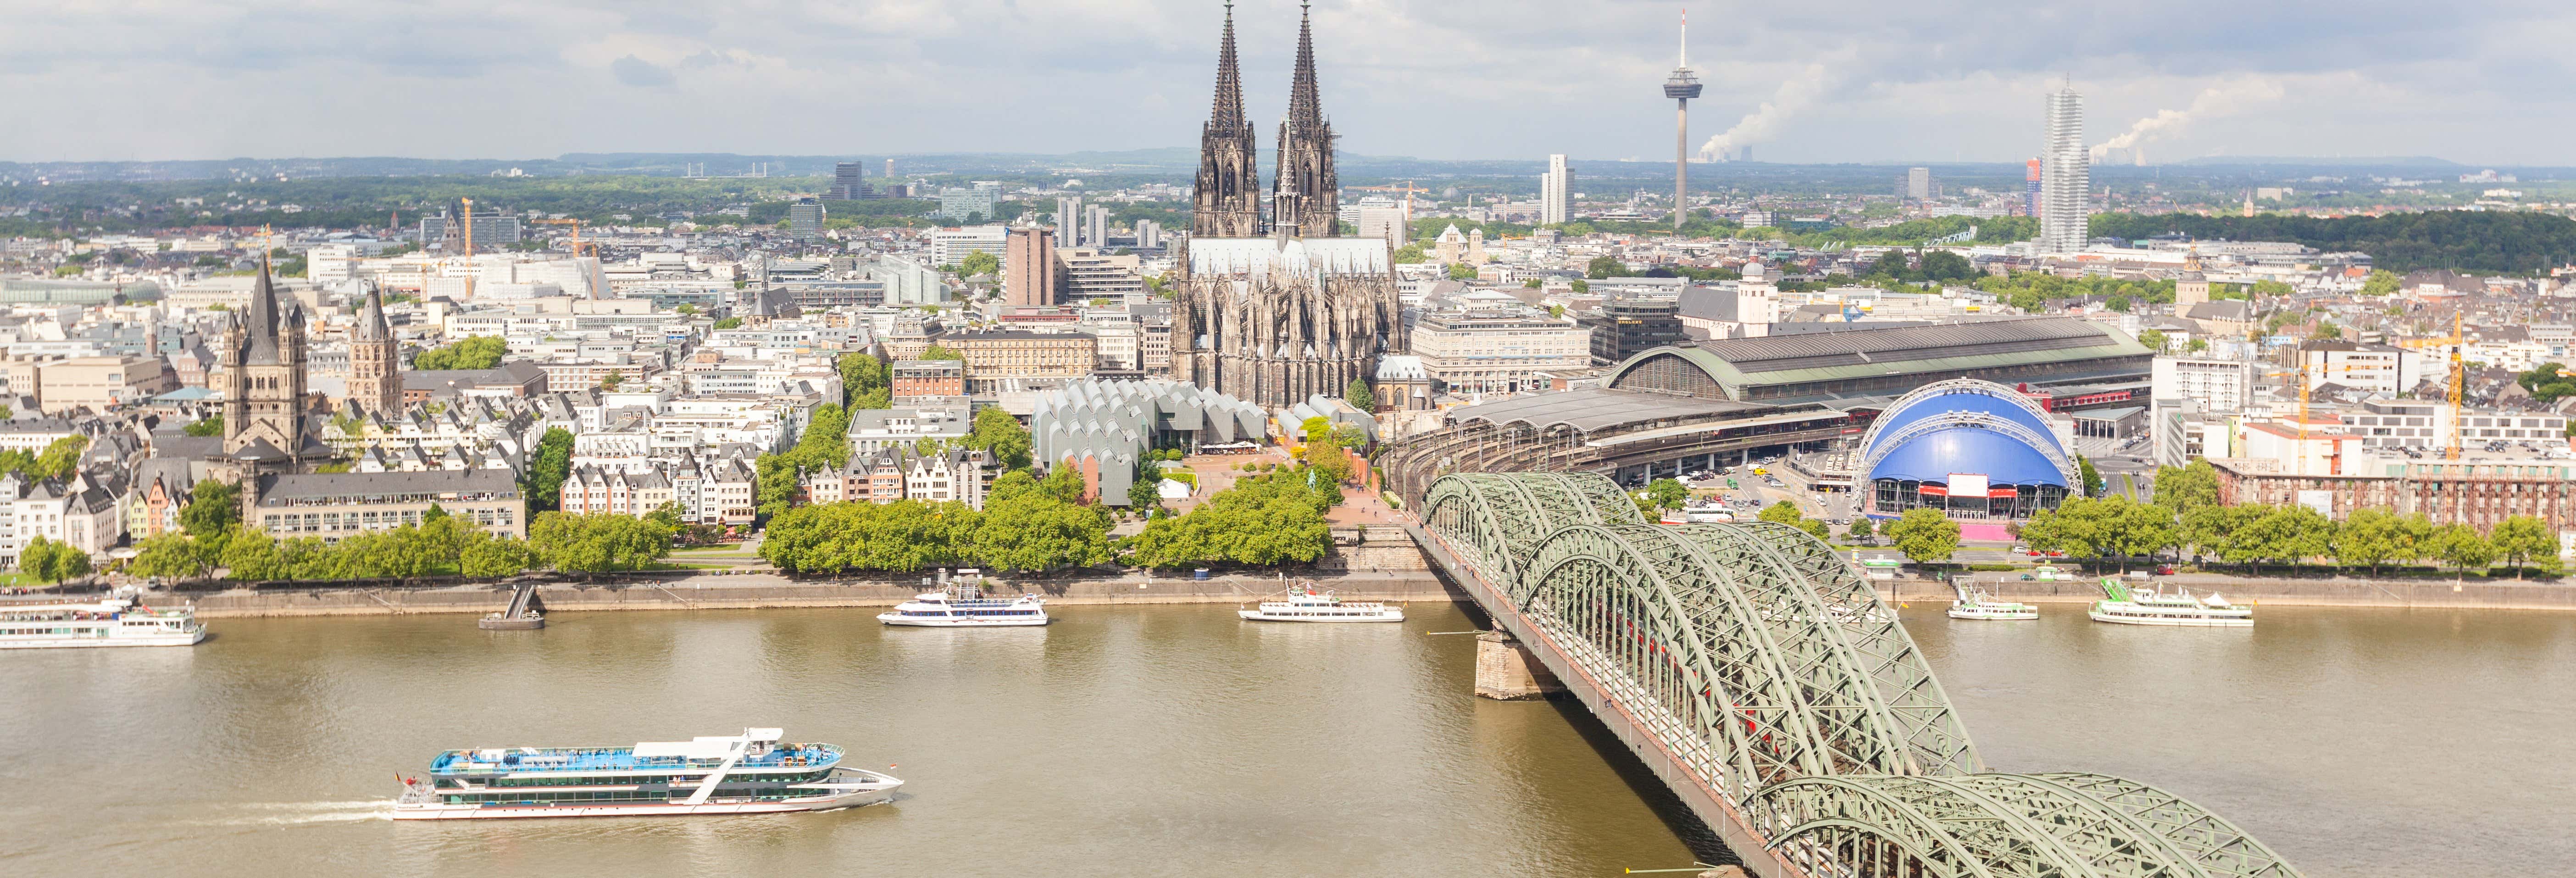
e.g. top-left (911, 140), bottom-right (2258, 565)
top-left (1191, 1), bottom-right (1338, 239)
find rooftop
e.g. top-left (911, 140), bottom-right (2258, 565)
top-left (1449, 388), bottom-right (1767, 433)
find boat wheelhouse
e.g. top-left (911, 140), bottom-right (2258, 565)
top-left (394, 727), bottom-right (899, 819)
top-left (1238, 587), bottom-right (1404, 623)
top-left (0, 599), bottom-right (205, 649)
top-left (877, 586), bottom-right (1049, 627)
top-left (2088, 577), bottom-right (2253, 628)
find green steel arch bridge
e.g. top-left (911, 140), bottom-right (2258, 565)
top-left (1409, 471), bottom-right (2305, 878)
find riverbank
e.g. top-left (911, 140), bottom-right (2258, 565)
top-left (1880, 571), bottom-right (2576, 611)
top-left (178, 570), bottom-right (1460, 617)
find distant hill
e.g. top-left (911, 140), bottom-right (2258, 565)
top-left (2173, 155), bottom-right (2465, 168)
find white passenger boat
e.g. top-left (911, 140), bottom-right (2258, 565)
top-left (394, 727), bottom-right (900, 820)
top-left (1947, 580), bottom-right (2038, 621)
top-left (877, 586), bottom-right (1049, 627)
top-left (2088, 577), bottom-right (2253, 627)
top-left (1239, 586), bottom-right (1404, 622)
top-left (0, 598), bottom-right (205, 649)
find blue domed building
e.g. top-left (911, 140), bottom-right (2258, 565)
top-left (1855, 380), bottom-right (2077, 520)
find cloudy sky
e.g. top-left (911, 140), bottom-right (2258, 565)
top-left (6, 0), bottom-right (2572, 166)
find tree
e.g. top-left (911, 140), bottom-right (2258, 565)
top-left (971, 494), bottom-right (1112, 572)
top-left (2138, 328), bottom-right (2168, 353)
top-left (129, 532), bottom-right (208, 582)
top-left (2331, 509), bottom-right (2409, 576)
top-left (712, 317), bottom-right (744, 330)
top-left (919, 344), bottom-right (963, 362)
top-left (1391, 243), bottom-right (1428, 264)
top-left (2489, 515), bottom-right (2554, 579)
top-left (1445, 262), bottom-right (1478, 281)
top-left (2077, 456), bottom-right (2104, 498)
top-left (2428, 523), bottom-right (2496, 581)
top-left (1585, 256), bottom-right (1629, 279)
top-left (1127, 469), bottom-right (1334, 568)
top-left (2358, 269), bottom-right (2400, 296)
top-left (19, 535), bottom-right (91, 583)
top-left (461, 537), bottom-right (539, 579)
top-left (1887, 508), bottom-right (1961, 564)
top-left (2242, 505), bottom-right (2335, 572)
top-left (958, 250), bottom-right (1001, 278)
top-left (1758, 500), bottom-right (1803, 525)
top-left (528, 512), bottom-right (673, 574)
top-left (413, 336), bottom-right (509, 371)
top-left (183, 415), bottom-right (225, 437)
top-left (1846, 516), bottom-right (1876, 545)
top-left (839, 352), bottom-right (889, 409)
top-left (1644, 478), bottom-right (1689, 511)
top-left (2151, 459), bottom-right (2221, 514)
top-left (965, 406), bottom-right (1032, 471)
top-left (527, 427), bottom-right (574, 512)
top-left (1345, 377), bottom-right (1375, 414)
top-left (180, 479), bottom-right (241, 538)
top-left (1127, 471), bottom-right (1166, 511)
top-left (1299, 416), bottom-right (1353, 486)
top-left (1570, 279), bottom-right (1590, 294)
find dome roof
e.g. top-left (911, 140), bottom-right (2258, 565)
top-left (1868, 426), bottom-right (2069, 487)
top-left (1858, 380), bottom-right (2073, 489)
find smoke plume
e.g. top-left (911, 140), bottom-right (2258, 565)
top-left (1697, 61), bottom-right (1839, 161)
top-left (2091, 78), bottom-right (2285, 160)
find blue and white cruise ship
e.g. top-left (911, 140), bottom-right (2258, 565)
top-left (394, 728), bottom-right (899, 820)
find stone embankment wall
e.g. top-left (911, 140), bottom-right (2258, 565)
top-left (188, 571), bottom-right (1455, 617)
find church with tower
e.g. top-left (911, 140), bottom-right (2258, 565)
top-left (1169, 2), bottom-right (1402, 408)
top-left (213, 260), bottom-right (339, 476)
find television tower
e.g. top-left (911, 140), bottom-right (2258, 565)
top-left (1662, 9), bottom-right (1702, 232)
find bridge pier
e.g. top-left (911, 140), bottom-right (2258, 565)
top-left (1473, 631), bottom-right (1564, 700)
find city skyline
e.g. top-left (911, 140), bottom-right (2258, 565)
top-left (6, 1), bottom-right (2576, 166)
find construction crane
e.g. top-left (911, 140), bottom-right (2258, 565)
top-left (2259, 357), bottom-right (2385, 477)
top-left (2404, 312), bottom-right (2469, 460)
top-left (531, 218), bottom-right (593, 258)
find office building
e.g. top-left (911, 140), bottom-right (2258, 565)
top-left (937, 187), bottom-right (999, 223)
top-left (829, 161), bottom-right (874, 200)
top-left (418, 210), bottom-right (522, 250)
top-left (246, 468), bottom-right (527, 541)
top-left (787, 198), bottom-right (825, 241)
top-left (934, 331), bottom-right (1099, 395)
top-left (1084, 205), bottom-right (1110, 251)
top-left (1135, 219), bottom-right (1166, 250)
top-left (1056, 196), bottom-right (1084, 245)
top-left (1905, 167), bottom-right (1932, 200)
top-left (1059, 248), bottom-right (1146, 305)
top-left (2025, 159), bottom-right (2042, 217)
top-left (1410, 307), bottom-right (1591, 394)
top-left (2149, 355), bottom-right (2254, 413)
top-left (1540, 154), bottom-right (1571, 226)
top-left (1005, 227), bottom-right (1062, 306)
top-left (2039, 87), bottom-right (2090, 253)
top-left (925, 226), bottom-right (1009, 266)
top-left (1579, 298), bottom-right (1688, 365)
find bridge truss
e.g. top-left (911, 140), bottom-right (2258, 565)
top-left (1421, 472), bottom-right (2303, 878)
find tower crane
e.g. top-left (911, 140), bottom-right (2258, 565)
top-left (531, 218), bottom-right (593, 258)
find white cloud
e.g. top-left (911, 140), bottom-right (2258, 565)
top-left (0, 0), bottom-right (2571, 164)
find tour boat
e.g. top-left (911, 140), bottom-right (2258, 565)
top-left (1238, 586), bottom-right (1405, 622)
top-left (877, 586), bottom-right (1049, 627)
top-left (394, 727), bottom-right (900, 820)
top-left (0, 598), bottom-right (205, 649)
top-left (1947, 580), bottom-right (2038, 621)
top-left (2088, 577), bottom-right (2253, 627)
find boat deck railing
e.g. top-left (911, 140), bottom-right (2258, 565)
top-left (431, 743), bottom-right (843, 774)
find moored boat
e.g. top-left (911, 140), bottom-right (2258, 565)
top-left (0, 598), bottom-right (205, 649)
top-left (877, 585), bottom-right (1048, 627)
top-left (394, 727), bottom-right (899, 819)
top-left (2088, 577), bottom-right (2253, 627)
top-left (1239, 585), bottom-right (1404, 622)
top-left (1947, 579), bottom-right (2038, 621)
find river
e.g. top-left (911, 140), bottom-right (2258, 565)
top-left (1, 602), bottom-right (2566, 877)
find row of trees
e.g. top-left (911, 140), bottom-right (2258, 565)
top-left (761, 468), bottom-right (1113, 573)
top-left (125, 476), bottom-right (677, 583)
top-left (412, 336), bottom-right (508, 371)
top-left (1128, 467), bottom-right (1337, 568)
top-left (1987, 459), bottom-right (2559, 579)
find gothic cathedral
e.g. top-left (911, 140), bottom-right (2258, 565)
top-left (347, 289), bottom-right (402, 415)
top-left (1170, 2), bottom-right (1401, 408)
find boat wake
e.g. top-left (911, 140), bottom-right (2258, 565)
top-left (190, 800), bottom-right (395, 827)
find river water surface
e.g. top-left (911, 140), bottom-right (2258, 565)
top-left (2, 602), bottom-right (2567, 877)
